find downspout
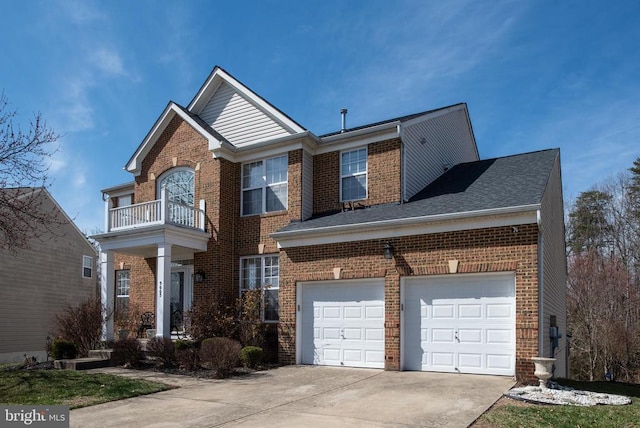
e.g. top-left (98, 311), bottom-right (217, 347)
top-left (399, 124), bottom-right (406, 202)
top-left (537, 209), bottom-right (545, 358)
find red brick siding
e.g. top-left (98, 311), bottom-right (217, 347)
top-left (279, 224), bottom-right (540, 383)
top-left (313, 138), bottom-right (402, 215)
top-left (119, 117), bottom-right (305, 317)
top-left (113, 254), bottom-right (156, 314)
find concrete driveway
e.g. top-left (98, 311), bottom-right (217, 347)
top-left (71, 366), bottom-right (514, 428)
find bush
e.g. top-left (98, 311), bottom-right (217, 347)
top-left (112, 337), bottom-right (142, 366)
top-left (147, 337), bottom-right (176, 367)
top-left (174, 339), bottom-right (196, 352)
top-left (175, 340), bottom-right (200, 371)
top-left (54, 297), bottom-right (108, 357)
top-left (188, 295), bottom-right (237, 342)
top-left (237, 289), bottom-right (265, 347)
top-left (51, 339), bottom-right (78, 359)
top-left (239, 346), bottom-right (263, 369)
top-left (199, 337), bottom-right (241, 377)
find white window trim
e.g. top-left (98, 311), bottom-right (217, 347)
top-left (116, 270), bottom-right (130, 299)
top-left (340, 147), bottom-right (368, 202)
top-left (156, 167), bottom-right (195, 204)
top-left (241, 154), bottom-right (288, 216)
top-left (239, 254), bottom-right (280, 323)
top-left (82, 255), bottom-right (93, 278)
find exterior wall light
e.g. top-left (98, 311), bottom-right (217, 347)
top-left (195, 271), bottom-right (206, 283)
top-left (383, 242), bottom-right (394, 260)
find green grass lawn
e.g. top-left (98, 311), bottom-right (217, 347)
top-left (477, 379), bottom-right (640, 428)
top-left (0, 366), bottom-right (171, 409)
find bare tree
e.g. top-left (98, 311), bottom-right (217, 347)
top-left (567, 168), bottom-right (640, 382)
top-left (0, 92), bottom-right (61, 254)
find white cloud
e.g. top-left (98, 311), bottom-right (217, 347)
top-left (58, 74), bottom-right (95, 133)
top-left (90, 48), bottom-right (125, 76)
top-left (60, 0), bottom-right (107, 24)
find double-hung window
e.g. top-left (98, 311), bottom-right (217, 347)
top-left (82, 256), bottom-right (93, 278)
top-left (240, 255), bottom-right (279, 322)
top-left (116, 270), bottom-right (130, 313)
top-left (341, 147), bottom-right (367, 201)
top-left (242, 155), bottom-right (288, 216)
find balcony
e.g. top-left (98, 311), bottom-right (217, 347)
top-left (93, 188), bottom-right (209, 260)
top-left (107, 197), bottom-right (206, 232)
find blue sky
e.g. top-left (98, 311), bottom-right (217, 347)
top-left (1, 0), bottom-right (639, 233)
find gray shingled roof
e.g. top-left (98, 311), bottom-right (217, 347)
top-left (276, 149), bottom-right (559, 234)
top-left (319, 103), bottom-right (466, 138)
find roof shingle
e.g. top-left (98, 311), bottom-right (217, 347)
top-left (276, 148), bottom-right (559, 233)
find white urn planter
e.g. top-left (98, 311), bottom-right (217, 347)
top-left (531, 357), bottom-right (555, 389)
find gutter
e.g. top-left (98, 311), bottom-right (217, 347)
top-left (319, 121), bottom-right (401, 144)
top-left (273, 203), bottom-right (541, 244)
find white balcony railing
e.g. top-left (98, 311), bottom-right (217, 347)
top-left (106, 189), bottom-right (205, 232)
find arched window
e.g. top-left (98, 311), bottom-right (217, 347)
top-left (157, 168), bottom-right (194, 206)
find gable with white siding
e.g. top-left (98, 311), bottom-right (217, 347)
top-left (199, 81), bottom-right (293, 147)
top-left (402, 105), bottom-right (479, 201)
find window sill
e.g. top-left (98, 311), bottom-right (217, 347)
top-left (241, 210), bottom-right (288, 219)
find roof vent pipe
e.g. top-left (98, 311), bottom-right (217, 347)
top-left (340, 108), bottom-right (348, 133)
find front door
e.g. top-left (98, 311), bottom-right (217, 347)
top-left (170, 272), bottom-right (184, 332)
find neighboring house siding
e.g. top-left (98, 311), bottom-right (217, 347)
top-left (539, 153), bottom-right (568, 377)
top-left (402, 108), bottom-right (478, 200)
top-left (0, 192), bottom-right (97, 363)
top-left (199, 82), bottom-right (291, 147)
top-left (312, 138), bottom-right (402, 215)
top-left (279, 223), bottom-right (541, 383)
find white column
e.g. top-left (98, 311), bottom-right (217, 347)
top-left (199, 199), bottom-right (206, 230)
top-left (160, 187), bottom-right (168, 225)
top-left (104, 196), bottom-right (113, 232)
top-left (156, 243), bottom-right (172, 338)
top-left (100, 250), bottom-right (115, 341)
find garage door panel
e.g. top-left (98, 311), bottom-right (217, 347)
top-left (343, 306), bottom-right (362, 319)
top-left (487, 354), bottom-right (512, 369)
top-left (458, 329), bottom-right (482, 344)
top-left (403, 274), bottom-right (515, 376)
top-left (323, 348), bottom-right (340, 364)
top-left (343, 349), bottom-right (363, 363)
top-left (486, 329), bottom-right (511, 344)
top-left (323, 306), bottom-right (341, 319)
top-left (487, 304), bottom-right (511, 318)
top-left (300, 281), bottom-right (385, 369)
top-left (365, 328), bottom-right (384, 341)
top-left (432, 328), bottom-right (455, 343)
top-left (366, 305), bottom-right (384, 319)
top-left (365, 350), bottom-right (385, 364)
top-left (458, 304), bottom-right (482, 318)
top-left (323, 328), bottom-right (341, 340)
top-left (432, 352), bottom-right (455, 367)
top-left (433, 304), bottom-right (454, 318)
top-left (343, 328), bottom-right (361, 340)
top-left (458, 353), bottom-right (483, 370)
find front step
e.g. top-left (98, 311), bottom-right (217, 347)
top-left (54, 348), bottom-right (126, 370)
top-left (54, 357), bottom-right (110, 370)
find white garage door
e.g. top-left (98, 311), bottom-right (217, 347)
top-left (299, 281), bottom-right (385, 368)
top-left (403, 274), bottom-right (515, 376)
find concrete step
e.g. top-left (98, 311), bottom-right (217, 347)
top-left (88, 349), bottom-right (117, 360)
top-left (54, 357), bottom-right (111, 370)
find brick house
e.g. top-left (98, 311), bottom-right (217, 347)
top-left (93, 66), bottom-right (567, 382)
